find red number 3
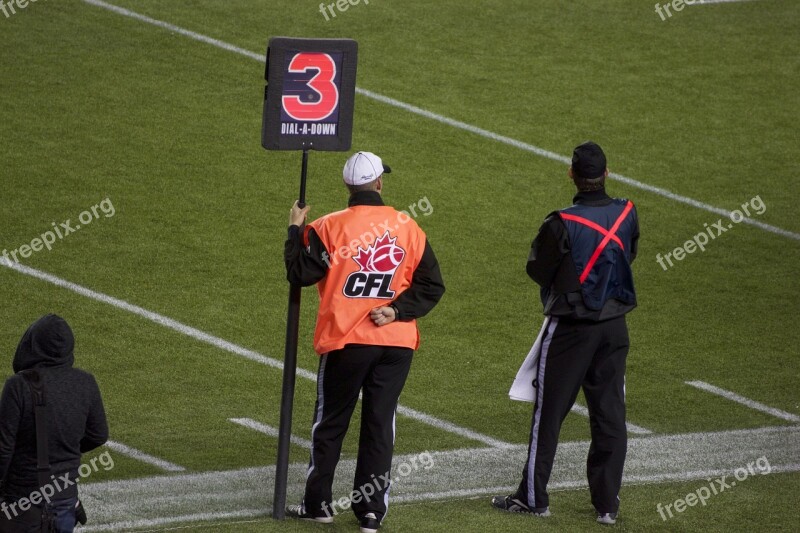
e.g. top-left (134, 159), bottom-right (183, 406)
top-left (282, 53), bottom-right (339, 121)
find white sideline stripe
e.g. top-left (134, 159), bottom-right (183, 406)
top-left (690, 0), bottom-right (758, 4)
top-left (83, 461), bottom-right (800, 532)
top-left (686, 380), bottom-right (800, 423)
top-left (105, 440), bottom-right (186, 472)
top-left (81, 461), bottom-right (800, 532)
top-left (229, 418), bottom-right (312, 449)
top-left (569, 403), bottom-right (652, 435)
top-left (81, 0), bottom-right (800, 243)
top-left (394, 462), bottom-right (800, 504)
top-left (79, 510), bottom-right (267, 533)
top-left (76, 425), bottom-right (800, 531)
top-left (0, 259), bottom-right (510, 448)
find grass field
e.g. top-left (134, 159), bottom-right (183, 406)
top-left (1, 0), bottom-right (798, 531)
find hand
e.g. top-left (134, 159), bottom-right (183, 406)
top-left (289, 201), bottom-right (310, 227)
top-left (370, 306), bottom-right (396, 327)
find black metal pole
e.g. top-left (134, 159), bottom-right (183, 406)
top-left (273, 148), bottom-right (309, 520)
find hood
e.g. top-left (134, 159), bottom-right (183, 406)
top-left (13, 314), bottom-right (75, 372)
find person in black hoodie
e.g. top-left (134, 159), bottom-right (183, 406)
top-left (0, 315), bottom-right (108, 533)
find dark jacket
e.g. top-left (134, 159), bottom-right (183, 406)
top-left (0, 315), bottom-right (108, 501)
top-left (285, 191), bottom-right (445, 321)
top-left (527, 189), bottom-right (639, 321)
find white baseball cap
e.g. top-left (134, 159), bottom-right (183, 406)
top-left (343, 151), bottom-right (392, 186)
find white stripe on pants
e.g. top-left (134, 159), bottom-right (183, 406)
top-left (526, 317), bottom-right (558, 507)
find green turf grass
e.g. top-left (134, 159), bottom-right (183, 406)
top-left (0, 0), bottom-right (797, 530)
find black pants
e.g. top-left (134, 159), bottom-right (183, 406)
top-left (0, 496), bottom-right (77, 533)
top-left (514, 315), bottom-right (629, 514)
top-left (302, 345), bottom-right (413, 522)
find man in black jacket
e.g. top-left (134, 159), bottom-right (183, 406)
top-left (493, 142), bottom-right (639, 526)
top-left (0, 314), bottom-right (108, 533)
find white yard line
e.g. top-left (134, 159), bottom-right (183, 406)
top-left (690, 0), bottom-right (759, 5)
top-left (229, 418), bottom-right (313, 449)
top-left (395, 404), bottom-right (514, 448)
top-left (0, 259), bottom-right (511, 448)
top-left (82, 0), bottom-right (263, 62)
top-left (80, 0), bottom-right (800, 242)
top-left (686, 380), bottom-right (800, 423)
top-left (104, 440), bottom-right (186, 473)
top-left (570, 404), bottom-right (652, 435)
top-left (77, 425), bottom-right (800, 531)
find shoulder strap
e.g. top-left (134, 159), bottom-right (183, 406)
top-left (20, 370), bottom-right (51, 492)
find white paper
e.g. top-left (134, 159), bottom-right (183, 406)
top-left (509, 318), bottom-right (549, 402)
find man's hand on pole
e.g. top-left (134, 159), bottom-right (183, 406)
top-left (290, 200), bottom-right (311, 227)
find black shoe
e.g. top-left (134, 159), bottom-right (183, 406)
top-left (359, 512), bottom-right (380, 533)
top-left (285, 504), bottom-right (333, 524)
top-left (75, 500), bottom-right (87, 525)
top-left (597, 512), bottom-right (617, 525)
top-left (491, 495), bottom-right (550, 516)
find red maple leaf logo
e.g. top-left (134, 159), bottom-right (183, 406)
top-left (352, 231), bottom-right (406, 273)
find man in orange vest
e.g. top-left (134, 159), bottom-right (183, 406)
top-left (493, 142), bottom-right (638, 526)
top-left (284, 151), bottom-right (445, 533)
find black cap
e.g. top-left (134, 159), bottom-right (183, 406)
top-left (571, 141), bottom-right (607, 180)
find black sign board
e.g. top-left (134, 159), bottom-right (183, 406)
top-left (262, 37), bottom-right (358, 151)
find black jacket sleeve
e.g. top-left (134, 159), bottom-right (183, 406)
top-left (284, 225), bottom-right (330, 287)
top-left (629, 206), bottom-right (640, 264)
top-left (526, 215), bottom-right (569, 288)
top-left (391, 240), bottom-right (446, 321)
top-left (0, 379), bottom-right (21, 488)
top-left (80, 376), bottom-right (108, 453)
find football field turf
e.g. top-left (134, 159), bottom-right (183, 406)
top-left (1, 0), bottom-right (798, 531)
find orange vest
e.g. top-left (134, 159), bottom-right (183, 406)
top-left (304, 205), bottom-right (427, 354)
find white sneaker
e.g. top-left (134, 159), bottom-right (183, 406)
top-left (360, 512), bottom-right (380, 533)
top-left (285, 504), bottom-right (333, 524)
top-left (597, 512), bottom-right (617, 525)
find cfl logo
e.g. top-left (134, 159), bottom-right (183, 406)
top-left (342, 231), bottom-right (406, 300)
top-left (343, 273), bottom-right (395, 299)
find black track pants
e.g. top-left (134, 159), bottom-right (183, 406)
top-left (514, 315), bottom-right (629, 514)
top-left (302, 345), bottom-right (413, 522)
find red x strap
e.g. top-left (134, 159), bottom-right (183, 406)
top-left (561, 201), bottom-right (634, 284)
